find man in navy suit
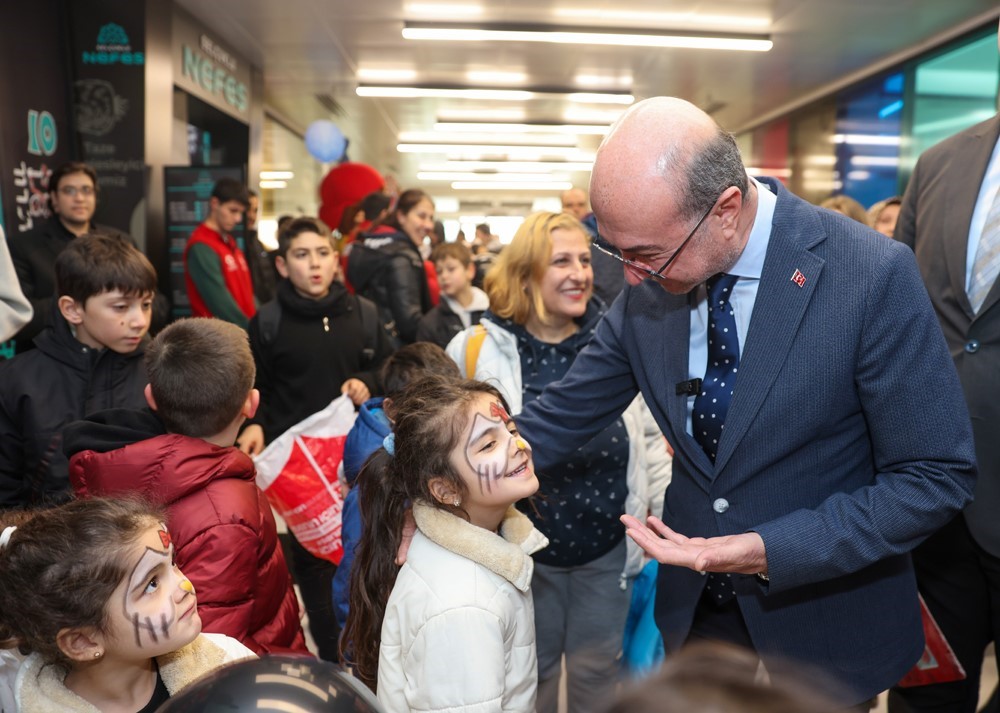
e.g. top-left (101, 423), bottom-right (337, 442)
top-left (515, 97), bottom-right (976, 706)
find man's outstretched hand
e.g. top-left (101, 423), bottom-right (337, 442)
top-left (621, 514), bottom-right (768, 576)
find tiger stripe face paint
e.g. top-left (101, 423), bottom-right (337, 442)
top-left (450, 394), bottom-right (539, 530)
top-left (106, 524), bottom-right (201, 662)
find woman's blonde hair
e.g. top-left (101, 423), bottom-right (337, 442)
top-left (484, 211), bottom-right (590, 326)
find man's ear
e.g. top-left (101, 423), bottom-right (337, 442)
top-left (144, 384), bottom-right (158, 411)
top-left (58, 296), bottom-right (85, 325)
top-left (716, 185), bottom-right (744, 234)
top-left (56, 627), bottom-right (103, 663)
top-left (243, 389), bottom-right (260, 419)
top-left (427, 477), bottom-right (459, 506)
top-left (275, 255), bottom-right (289, 279)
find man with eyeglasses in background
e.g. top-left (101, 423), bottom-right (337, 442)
top-left (516, 97), bottom-right (977, 709)
top-left (8, 161), bottom-right (161, 353)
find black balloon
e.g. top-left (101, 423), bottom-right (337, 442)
top-left (155, 655), bottom-right (384, 712)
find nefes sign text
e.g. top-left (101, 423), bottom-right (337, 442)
top-left (182, 44), bottom-right (248, 113)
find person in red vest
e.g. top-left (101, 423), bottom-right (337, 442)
top-left (184, 178), bottom-right (256, 327)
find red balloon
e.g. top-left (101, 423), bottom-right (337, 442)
top-left (318, 162), bottom-right (385, 231)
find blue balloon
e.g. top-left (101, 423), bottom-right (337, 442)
top-left (305, 120), bottom-right (346, 163)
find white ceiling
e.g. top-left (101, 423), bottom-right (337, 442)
top-left (175, 0), bottom-right (999, 215)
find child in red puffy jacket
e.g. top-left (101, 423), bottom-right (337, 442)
top-left (63, 318), bottom-right (309, 656)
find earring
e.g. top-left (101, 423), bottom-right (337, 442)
top-left (93, 651), bottom-right (103, 659)
top-left (453, 497), bottom-right (461, 507)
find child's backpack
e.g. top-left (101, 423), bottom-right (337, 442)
top-left (256, 295), bottom-right (380, 364)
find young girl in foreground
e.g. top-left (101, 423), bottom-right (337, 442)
top-left (344, 375), bottom-right (547, 712)
top-left (0, 497), bottom-right (255, 712)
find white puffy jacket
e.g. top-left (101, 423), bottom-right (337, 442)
top-left (377, 503), bottom-right (549, 713)
top-left (446, 319), bottom-right (672, 579)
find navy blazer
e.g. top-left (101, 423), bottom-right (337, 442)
top-left (517, 178), bottom-right (976, 703)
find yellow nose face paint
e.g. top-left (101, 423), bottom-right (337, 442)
top-left (179, 579), bottom-right (195, 594)
top-left (515, 438), bottom-right (528, 451)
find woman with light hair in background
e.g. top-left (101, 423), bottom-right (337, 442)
top-left (820, 195), bottom-right (869, 224)
top-left (868, 196), bottom-right (902, 238)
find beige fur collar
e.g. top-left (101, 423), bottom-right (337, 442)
top-left (413, 502), bottom-right (548, 592)
top-left (16, 634), bottom-right (229, 711)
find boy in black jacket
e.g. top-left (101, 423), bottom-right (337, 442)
top-left (236, 216), bottom-right (393, 662)
top-left (416, 242), bottom-right (489, 348)
top-left (0, 234), bottom-right (155, 508)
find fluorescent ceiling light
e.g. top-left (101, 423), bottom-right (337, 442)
top-left (403, 22), bottom-right (772, 52)
top-left (453, 181), bottom-right (573, 192)
top-left (357, 68), bottom-right (418, 82)
top-left (399, 131), bottom-right (576, 145)
top-left (418, 171), bottom-right (570, 181)
top-left (405, 3), bottom-right (483, 17)
top-left (260, 170), bottom-right (294, 180)
top-left (575, 74), bottom-right (632, 88)
top-left (357, 85), bottom-right (632, 103)
top-left (563, 107), bottom-right (626, 123)
top-left (553, 8), bottom-right (771, 30)
top-left (466, 70), bottom-right (528, 84)
top-left (419, 160), bottom-right (593, 172)
top-left (357, 86), bottom-right (534, 100)
top-left (435, 122), bottom-right (609, 135)
top-left (832, 134), bottom-right (901, 146)
top-left (259, 180), bottom-right (287, 189)
top-left (398, 143), bottom-right (593, 158)
top-left (850, 156), bottom-right (899, 167)
top-left (437, 108), bottom-right (526, 121)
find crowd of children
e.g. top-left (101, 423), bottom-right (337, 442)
top-left (0, 171), bottom-right (679, 713)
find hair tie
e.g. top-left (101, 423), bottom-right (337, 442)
top-left (383, 433), bottom-right (396, 456)
top-left (0, 526), bottom-right (16, 549)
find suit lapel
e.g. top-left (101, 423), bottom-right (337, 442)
top-left (714, 184), bottom-right (825, 473)
top-left (943, 119), bottom-right (998, 318)
top-left (637, 282), bottom-right (715, 481)
top-left (962, 118), bottom-right (1000, 319)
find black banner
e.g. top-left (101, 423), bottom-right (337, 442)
top-left (164, 166), bottom-right (245, 319)
top-left (66, 0), bottom-right (147, 244)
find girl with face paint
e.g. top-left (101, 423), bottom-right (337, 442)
top-left (0, 497), bottom-right (255, 713)
top-left (343, 375), bottom-right (548, 712)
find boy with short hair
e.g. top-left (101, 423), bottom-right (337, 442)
top-left (416, 241), bottom-right (490, 348)
top-left (236, 216), bottom-right (394, 662)
top-left (333, 341), bottom-right (461, 632)
top-left (184, 177), bottom-right (256, 327)
top-left (64, 318), bottom-right (309, 656)
top-left (0, 234), bottom-right (154, 508)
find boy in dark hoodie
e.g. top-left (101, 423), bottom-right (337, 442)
top-left (0, 234), bottom-right (154, 509)
top-left (332, 341), bottom-right (460, 632)
top-left (63, 318), bottom-right (309, 657)
top-left (236, 216), bottom-right (394, 662)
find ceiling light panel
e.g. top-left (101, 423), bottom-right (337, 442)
top-left (465, 70), bottom-right (528, 84)
top-left (397, 143), bottom-right (594, 158)
top-left (434, 122), bottom-right (609, 135)
top-left (400, 131), bottom-right (577, 145)
top-left (357, 86), bottom-right (632, 103)
top-left (418, 172), bottom-right (571, 181)
top-left (356, 68), bottom-right (418, 82)
top-left (402, 23), bottom-right (773, 52)
top-left (418, 161), bottom-right (594, 172)
top-left (552, 8), bottom-right (771, 30)
top-left (452, 181), bottom-right (574, 190)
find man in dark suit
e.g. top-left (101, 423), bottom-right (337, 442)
top-left (890, 107), bottom-right (1000, 713)
top-left (515, 97), bottom-right (976, 706)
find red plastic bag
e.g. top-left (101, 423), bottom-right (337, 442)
top-left (897, 594), bottom-right (966, 687)
top-left (254, 395), bottom-right (357, 564)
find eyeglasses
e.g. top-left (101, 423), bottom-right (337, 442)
top-left (592, 199), bottom-right (716, 281)
top-left (58, 185), bottom-right (95, 198)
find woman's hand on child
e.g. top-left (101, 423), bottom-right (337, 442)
top-left (236, 425), bottom-right (265, 456)
top-left (341, 379), bottom-right (371, 406)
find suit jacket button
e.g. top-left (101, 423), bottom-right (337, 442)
top-left (965, 339), bottom-right (980, 354)
top-left (713, 498), bottom-right (730, 513)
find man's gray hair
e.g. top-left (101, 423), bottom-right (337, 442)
top-left (678, 127), bottom-right (748, 219)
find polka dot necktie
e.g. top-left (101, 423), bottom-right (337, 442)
top-left (693, 273), bottom-right (740, 463)
top-left (695, 274), bottom-right (740, 604)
